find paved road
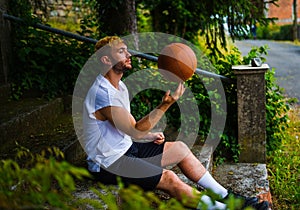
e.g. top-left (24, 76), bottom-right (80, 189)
top-left (234, 40), bottom-right (300, 103)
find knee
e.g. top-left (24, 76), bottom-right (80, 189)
top-left (174, 141), bottom-right (191, 155)
top-left (176, 141), bottom-right (189, 150)
top-left (161, 169), bottom-right (182, 186)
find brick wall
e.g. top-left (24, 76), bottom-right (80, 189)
top-left (267, 0), bottom-right (300, 25)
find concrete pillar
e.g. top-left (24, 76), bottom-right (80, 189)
top-left (233, 64), bottom-right (269, 163)
top-left (0, 0), bottom-right (12, 85)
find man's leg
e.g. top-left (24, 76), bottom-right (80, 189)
top-left (159, 141), bottom-right (269, 210)
top-left (155, 169), bottom-right (227, 209)
top-left (161, 141), bottom-right (228, 197)
top-left (156, 141), bottom-right (228, 209)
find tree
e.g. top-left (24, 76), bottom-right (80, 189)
top-left (96, 0), bottom-right (137, 37)
top-left (136, 0), bottom-right (277, 54)
top-left (16, 0), bottom-right (278, 53)
top-left (293, 0), bottom-right (298, 41)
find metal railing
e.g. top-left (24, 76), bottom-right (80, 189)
top-left (3, 13), bottom-right (233, 83)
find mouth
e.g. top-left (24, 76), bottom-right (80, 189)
top-left (125, 59), bottom-right (131, 65)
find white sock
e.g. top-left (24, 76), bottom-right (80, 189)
top-left (197, 171), bottom-right (228, 198)
top-left (198, 195), bottom-right (227, 210)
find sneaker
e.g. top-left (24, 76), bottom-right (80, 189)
top-left (223, 190), bottom-right (269, 210)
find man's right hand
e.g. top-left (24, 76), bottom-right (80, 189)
top-left (162, 82), bottom-right (186, 104)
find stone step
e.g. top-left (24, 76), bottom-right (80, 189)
top-left (214, 163), bottom-right (273, 208)
top-left (0, 98), bottom-right (63, 150)
top-left (0, 94), bottom-right (76, 159)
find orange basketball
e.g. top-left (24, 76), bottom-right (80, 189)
top-left (158, 43), bottom-right (197, 82)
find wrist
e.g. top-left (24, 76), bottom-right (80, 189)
top-left (160, 100), bottom-right (174, 108)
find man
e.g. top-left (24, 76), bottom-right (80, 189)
top-left (81, 36), bottom-right (269, 209)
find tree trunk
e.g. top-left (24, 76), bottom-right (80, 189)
top-left (97, 0), bottom-right (137, 37)
top-left (125, 0), bottom-right (138, 49)
top-left (293, 0), bottom-right (298, 41)
top-left (0, 0), bottom-right (12, 85)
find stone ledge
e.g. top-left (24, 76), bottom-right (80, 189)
top-left (0, 98), bottom-right (64, 152)
top-left (213, 163), bottom-right (272, 208)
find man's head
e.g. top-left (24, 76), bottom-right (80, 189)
top-left (95, 36), bottom-right (132, 74)
top-left (95, 36), bottom-right (123, 53)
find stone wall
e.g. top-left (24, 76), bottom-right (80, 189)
top-left (48, 0), bottom-right (73, 17)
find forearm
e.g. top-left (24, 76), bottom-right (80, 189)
top-left (134, 102), bottom-right (172, 138)
top-left (132, 132), bottom-right (158, 142)
top-left (134, 83), bottom-right (185, 137)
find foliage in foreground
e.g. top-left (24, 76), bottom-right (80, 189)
top-left (0, 146), bottom-right (252, 210)
top-left (0, 147), bottom-right (90, 209)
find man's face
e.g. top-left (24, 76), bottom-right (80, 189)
top-left (109, 42), bottom-right (132, 73)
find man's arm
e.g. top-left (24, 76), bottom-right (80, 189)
top-left (95, 83), bottom-right (185, 140)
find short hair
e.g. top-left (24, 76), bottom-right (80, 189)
top-left (93, 36), bottom-right (125, 75)
top-left (94, 36), bottom-right (124, 53)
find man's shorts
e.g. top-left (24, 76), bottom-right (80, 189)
top-left (90, 142), bottom-right (165, 191)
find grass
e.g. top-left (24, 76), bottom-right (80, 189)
top-left (267, 104), bottom-right (300, 209)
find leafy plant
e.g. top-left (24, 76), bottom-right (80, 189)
top-left (8, 0), bottom-right (94, 100)
top-left (0, 146), bottom-right (90, 209)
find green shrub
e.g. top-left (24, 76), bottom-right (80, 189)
top-left (210, 46), bottom-right (242, 162)
top-left (0, 147), bottom-right (90, 209)
top-left (48, 17), bottom-right (81, 33)
top-left (8, 0), bottom-right (94, 100)
top-left (257, 24), bottom-right (294, 41)
top-left (256, 24), bottom-right (280, 40)
top-left (11, 28), bottom-right (92, 99)
top-left (273, 25), bottom-right (293, 40)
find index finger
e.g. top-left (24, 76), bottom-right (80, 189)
top-left (173, 82), bottom-right (185, 97)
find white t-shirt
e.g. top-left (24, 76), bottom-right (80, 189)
top-left (81, 74), bottom-right (132, 172)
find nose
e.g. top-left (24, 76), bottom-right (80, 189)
top-left (126, 50), bottom-right (131, 58)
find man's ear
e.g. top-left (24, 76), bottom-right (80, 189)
top-left (100, 56), bottom-right (111, 65)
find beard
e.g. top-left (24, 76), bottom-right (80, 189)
top-left (112, 59), bottom-right (132, 74)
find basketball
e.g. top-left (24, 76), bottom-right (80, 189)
top-left (158, 43), bottom-right (197, 82)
